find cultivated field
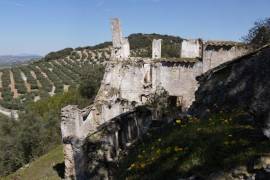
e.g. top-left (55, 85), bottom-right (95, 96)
top-left (0, 48), bottom-right (110, 110)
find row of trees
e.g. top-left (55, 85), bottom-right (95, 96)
top-left (0, 64), bottom-right (105, 176)
top-left (11, 68), bottom-right (27, 94)
top-left (20, 66), bottom-right (39, 90)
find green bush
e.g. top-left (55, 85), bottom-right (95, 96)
top-left (0, 89), bottom-right (90, 176)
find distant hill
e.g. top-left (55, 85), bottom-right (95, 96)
top-left (0, 55), bottom-right (41, 67)
top-left (0, 33), bottom-right (182, 111)
top-left (43, 33), bottom-right (183, 61)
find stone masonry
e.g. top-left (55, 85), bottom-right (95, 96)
top-left (152, 39), bottom-right (162, 59)
top-left (181, 39), bottom-right (202, 59)
top-left (111, 18), bottom-right (130, 59)
top-left (61, 18), bottom-right (252, 179)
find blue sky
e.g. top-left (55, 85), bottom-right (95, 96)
top-left (0, 0), bottom-right (269, 56)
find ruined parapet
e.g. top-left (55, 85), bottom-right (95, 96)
top-left (111, 18), bottom-right (130, 60)
top-left (152, 39), bottom-right (162, 59)
top-left (181, 39), bottom-right (202, 59)
top-left (202, 41), bottom-right (251, 72)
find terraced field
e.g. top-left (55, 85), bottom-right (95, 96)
top-left (0, 48), bottom-right (110, 110)
top-left (0, 33), bottom-right (182, 112)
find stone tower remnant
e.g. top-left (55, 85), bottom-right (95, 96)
top-left (152, 39), bottom-right (162, 59)
top-left (181, 39), bottom-right (202, 59)
top-left (111, 18), bottom-right (130, 59)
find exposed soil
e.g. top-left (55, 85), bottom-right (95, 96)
top-left (9, 70), bottom-right (19, 98)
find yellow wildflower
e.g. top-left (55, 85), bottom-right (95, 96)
top-left (140, 163), bottom-right (146, 168)
top-left (128, 163), bottom-right (136, 170)
top-left (176, 119), bottom-right (181, 124)
top-left (174, 146), bottom-right (183, 152)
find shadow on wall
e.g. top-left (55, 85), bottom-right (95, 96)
top-left (190, 45), bottom-right (270, 136)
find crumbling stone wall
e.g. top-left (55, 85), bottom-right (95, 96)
top-left (153, 61), bottom-right (203, 109)
top-left (202, 42), bottom-right (250, 72)
top-left (86, 106), bottom-right (153, 179)
top-left (61, 18), bottom-right (253, 179)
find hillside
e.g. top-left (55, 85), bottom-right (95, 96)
top-left (3, 146), bottom-right (64, 180)
top-left (116, 111), bottom-right (270, 179)
top-left (0, 33), bottom-right (182, 112)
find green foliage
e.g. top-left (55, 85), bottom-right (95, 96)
top-left (76, 41), bottom-right (112, 51)
top-left (244, 18), bottom-right (270, 48)
top-left (1, 69), bottom-right (13, 102)
top-left (128, 33), bottom-right (182, 57)
top-left (44, 48), bottom-right (73, 61)
top-left (117, 110), bottom-right (270, 179)
top-left (28, 64), bottom-right (53, 93)
top-left (20, 66), bottom-right (39, 90)
top-left (79, 64), bottom-right (105, 100)
top-left (11, 68), bottom-right (27, 94)
top-left (0, 89), bottom-right (89, 176)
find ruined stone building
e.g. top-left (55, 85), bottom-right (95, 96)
top-left (61, 18), bottom-right (250, 179)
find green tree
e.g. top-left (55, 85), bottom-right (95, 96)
top-left (244, 18), bottom-right (270, 48)
top-left (79, 64), bottom-right (105, 100)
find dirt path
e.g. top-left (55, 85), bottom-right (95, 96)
top-left (36, 66), bottom-right (49, 78)
top-left (48, 62), bottom-right (55, 68)
top-left (30, 70), bottom-right (42, 88)
top-left (61, 59), bottom-right (67, 65)
top-left (35, 66), bottom-right (55, 96)
top-left (53, 60), bottom-right (62, 66)
top-left (20, 71), bottom-right (31, 93)
top-left (9, 70), bottom-right (19, 98)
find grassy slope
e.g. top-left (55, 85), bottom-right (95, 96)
top-left (117, 110), bottom-right (270, 179)
top-left (3, 145), bottom-right (64, 180)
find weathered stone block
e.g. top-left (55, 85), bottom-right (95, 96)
top-left (111, 18), bottom-right (130, 60)
top-left (181, 39), bottom-right (202, 59)
top-left (152, 39), bottom-right (162, 59)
